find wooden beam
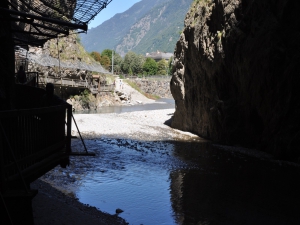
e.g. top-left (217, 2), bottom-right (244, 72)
top-left (13, 37), bottom-right (45, 47)
top-left (4, 140), bottom-right (66, 173)
top-left (31, 22), bottom-right (69, 36)
top-left (12, 29), bottom-right (58, 39)
top-left (0, 7), bottom-right (87, 31)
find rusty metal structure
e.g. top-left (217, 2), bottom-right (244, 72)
top-left (3, 0), bottom-right (113, 46)
top-left (0, 0), bottom-right (113, 224)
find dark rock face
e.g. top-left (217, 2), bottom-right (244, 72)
top-left (170, 0), bottom-right (300, 161)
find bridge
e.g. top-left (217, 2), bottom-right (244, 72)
top-left (39, 75), bottom-right (115, 94)
top-left (16, 72), bottom-right (115, 94)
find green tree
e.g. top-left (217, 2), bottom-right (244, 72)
top-left (101, 49), bottom-right (124, 73)
top-left (129, 67), bottom-right (133, 75)
top-left (157, 59), bottom-right (168, 75)
top-left (143, 58), bottom-right (158, 75)
top-left (121, 51), bottom-right (145, 74)
top-left (90, 51), bottom-right (101, 62)
top-left (112, 51), bottom-right (123, 74)
top-left (101, 49), bottom-right (112, 59)
top-left (167, 56), bottom-right (173, 75)
top-left (135, 54), bottom-right (145, 74)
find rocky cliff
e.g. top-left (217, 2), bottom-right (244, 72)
top-left (27, 34), bottom-right (96, 80)
top-left (170, 0), bottom-right (300, 161)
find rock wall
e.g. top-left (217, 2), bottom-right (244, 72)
top-left (26, 33), bottom-right (106, 81)
top-left (67, 92), bottom-right (120, 112)
top-left (170, 0), bottom-right (300, 161)
top-left (131, 79), bottom-right (172, 98)
top-left (28, 61), bottom-right (92, 80)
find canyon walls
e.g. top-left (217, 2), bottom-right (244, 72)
top-left (170, 0), bottom-right (300, 161)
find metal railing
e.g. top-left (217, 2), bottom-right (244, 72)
top-left (89, 84), bottom-right (115, 93)
top-left (122, 74), bottom-right (172, 80)
top-left (39, 76), bottom-right (89, 88)
top-left (39, 76), bottom-right (115, 93)
top-left (15, 72), bottom-right (39, 87)
top-left (0, 82), bottom-right (91, 193)
top-left (0, 104), bottom-right (72, 192)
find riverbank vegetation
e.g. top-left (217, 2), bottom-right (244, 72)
top-left (90, 49), bottom-right (173, 76)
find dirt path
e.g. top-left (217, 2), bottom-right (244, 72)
top-left (115, 78), bottom-right (156, 104)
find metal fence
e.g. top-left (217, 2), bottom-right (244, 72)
top-left (89, 84), bottom-right (115, 93)
top-left (39, 76), bottom-right (89, 88)
top-left (122, 74), bottom-right (172, 81)
top-left (16, 47), bottom-right (110, 74)
top-left (0, 105), bottom-right (71, 191)
top-left (38, 76), bottom-right (115, 93)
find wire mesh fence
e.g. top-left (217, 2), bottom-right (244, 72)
top-left (122, 74), bottom-right (172, 81)
top-left (16, 47), bottom-right (110, 74)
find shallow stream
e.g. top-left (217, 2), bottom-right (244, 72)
top-left (44, 99), bottom-right (300, 225)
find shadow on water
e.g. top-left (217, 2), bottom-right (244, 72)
top-left (64, 137), bottom-right (300, 225)
top-left (170, 142), bottom-right (300, 225)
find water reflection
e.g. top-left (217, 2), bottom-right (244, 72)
top-left (47, 98), bottom-right (300, 224)
top-left (67, 138), bottom-right (300, 225)
top-left (170, 142), bottom-right (300, 225)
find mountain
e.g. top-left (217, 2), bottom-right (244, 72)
top-left (80, 0), bottom-right (193, 56)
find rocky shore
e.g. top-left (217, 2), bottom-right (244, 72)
top-left (31, 107), bottom-right (199, 225)
top-left (31, 179), bottom-right (128, 225)
top-left (29, 79), bottom-right (192, 225)
top-left (64, 78), bottom-right (155, 112)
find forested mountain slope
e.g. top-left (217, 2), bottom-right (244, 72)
top-left (80, 0), bottom-right (193, 56)
top-left (80, 0), bottom-right (169, 53)
top-left (116, 0), bottom-right (193, 56)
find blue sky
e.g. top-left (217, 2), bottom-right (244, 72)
top-left (88, 0), bottom-right (141, 29)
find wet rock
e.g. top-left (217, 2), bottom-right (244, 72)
top-left (115, 90), bottom-right (131, 102)
top-left (115, 208), bottom-right (124, 214)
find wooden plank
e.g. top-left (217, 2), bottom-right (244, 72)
top-left (3, 140), bottom-right (66, 172)
top-left (6, 151), bottom-right (68, 184)
top-left (0, 105), bottom-right (66, 118)
top-left (69, 152), bottom-right (95, 156)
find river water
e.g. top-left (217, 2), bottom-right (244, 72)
top-left (46, 99), bottom-right (300, 225)
top-left (74, 98), bottom-right (176, 114)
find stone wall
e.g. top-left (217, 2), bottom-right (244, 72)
top-left (130, 79), bottom-right (172, 98)
top-left (170, 0), bottom-right (300, 161)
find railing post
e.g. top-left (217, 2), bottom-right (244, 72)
top-left (0, 126), bottom-right (5, 193)
top-left (66, 104), bottom-right (72, 153)
top-left (36, 72), bottom-right (39, 88)
top-left (98, 78), bottom-right (101, 93)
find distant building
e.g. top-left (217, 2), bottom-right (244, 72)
top-left (145, 50), bottom-right (173, 62)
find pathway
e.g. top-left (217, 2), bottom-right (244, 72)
top-left (115, 78), bottom-right (155, 104)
